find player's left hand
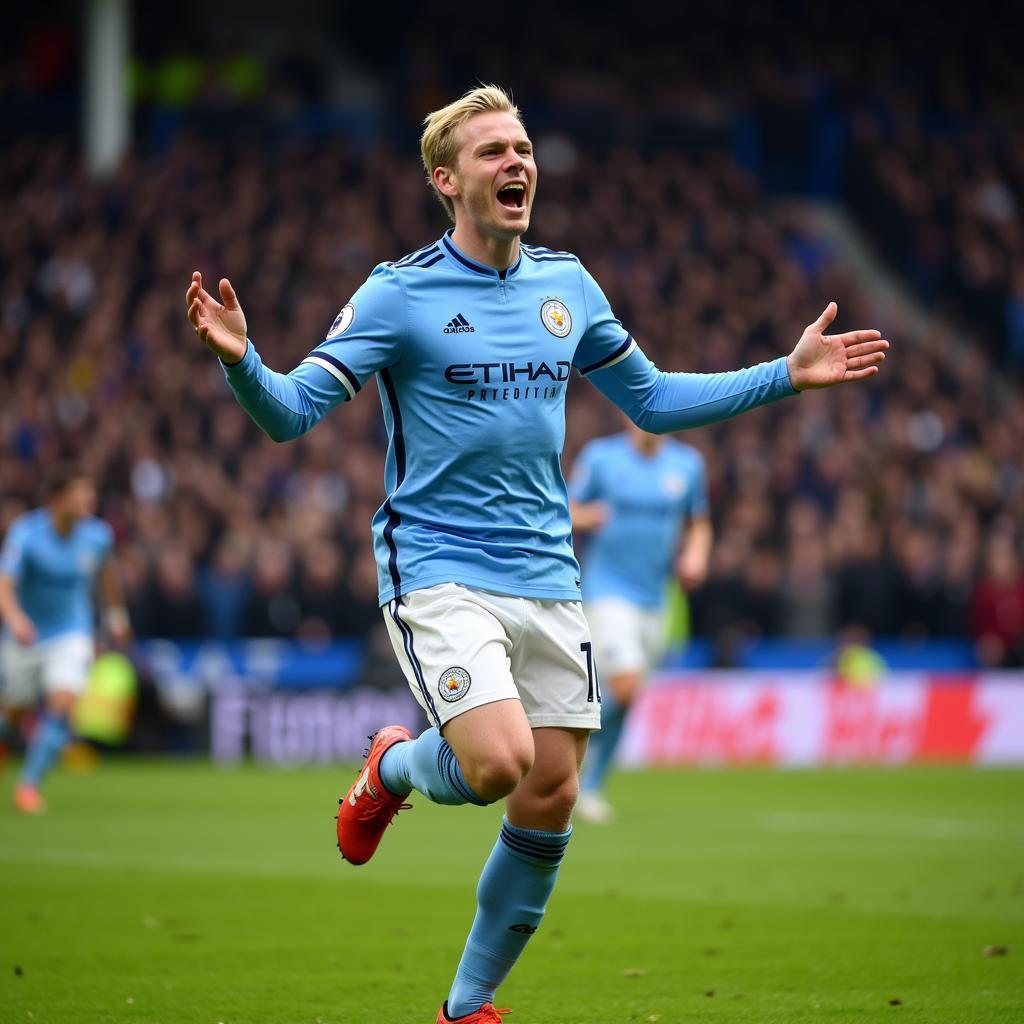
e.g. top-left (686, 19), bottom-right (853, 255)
top-left (786, 302), bottom-right (889, 391)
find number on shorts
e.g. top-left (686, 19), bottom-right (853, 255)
top-left (580, 641), bottom-right (601, 704)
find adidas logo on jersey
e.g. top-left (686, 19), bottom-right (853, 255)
top-left (443, 313), bottom-right (476, 334)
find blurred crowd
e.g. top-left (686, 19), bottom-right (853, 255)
top-left (2, 3), bottom-right (1023, 666)
top-left (1, 129), bottom-right (1021, 665)
top-left (845, 115), bottom-right (1024, 373)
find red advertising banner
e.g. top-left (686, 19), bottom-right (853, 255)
top-left (618, 673), bottom-right (1024, 766)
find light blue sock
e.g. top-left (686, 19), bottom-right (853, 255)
top-left (19, 712), bottom-right (71, 788)
top-left (446, 818), bottom-right (572, 1019)
top-left (580, 694), bottom-right (626, 795)
top-left (379, 727), bottom-right (488, 806)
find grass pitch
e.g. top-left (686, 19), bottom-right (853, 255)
top-left (0, 761), bottom-right (1021, 1023)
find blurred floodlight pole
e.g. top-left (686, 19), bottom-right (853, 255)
top-left (85, 0), bottom-right (130, 179)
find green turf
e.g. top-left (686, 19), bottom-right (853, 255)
top-left (0, 761), bottom-right (1021, 1023)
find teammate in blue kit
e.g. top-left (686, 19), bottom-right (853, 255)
top-left (0, 468), bottom-right (131, 814)
top-left (186, 85), bottom-right (889, 1023)
top-left (571, 424), bottom-right (712, 823)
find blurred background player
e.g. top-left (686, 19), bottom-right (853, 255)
top-left (571, 422), bottom-right (712, 822)
top-left (0, 467), bottom-right (131, 814)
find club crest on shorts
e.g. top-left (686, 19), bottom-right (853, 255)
top-left (326, 303), bottom-right (355, 339)
top-left (540, 299), bottom-right (572, 338)
top-left (438, 666), bottom-right (471, 702)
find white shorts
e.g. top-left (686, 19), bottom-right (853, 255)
top-left (1, 632), bottom-right (94, 709)
top-left (584, 598), bottom-right (667, 680)
top-left (383, 583), bottom-right (601, 731)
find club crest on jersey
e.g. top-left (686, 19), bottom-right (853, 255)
top-left (540, 299), bottom-right (572, 338)
top-left (438, 666), bottom-right (471, 702)
top-left (662, 472), bottom-right (685, 497)
top-left (326, 304), bottom-right (355, 339)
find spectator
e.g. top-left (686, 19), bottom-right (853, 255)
top-left (970, 534), bottom-right (1024, 668)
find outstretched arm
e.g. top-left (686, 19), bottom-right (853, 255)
top-left (584, 303), bottom-right (889, 433)
top-left (184, 272), bottom-right (359, 442)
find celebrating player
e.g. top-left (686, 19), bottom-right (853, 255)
top-left (0, 468), bottom-right (132, 814)
top-left (185, 85), bottom-right (888, 1023)
top-left (571, 422), bottom-right (712, 823)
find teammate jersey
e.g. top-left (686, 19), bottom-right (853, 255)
top-left (571, 433), bottom-right (708, 609)
top-left (0, 508), bottom-right (113, 641)
top-left (223, 229), bottom-right (796, 605)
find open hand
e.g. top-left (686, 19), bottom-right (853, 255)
top-left (786, 302), bottom-right (889, 391)
top-left (186, 271), bottom-right (248, 364)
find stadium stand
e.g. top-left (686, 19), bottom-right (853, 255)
top-left (1, 5), bottom-right (1022, 668)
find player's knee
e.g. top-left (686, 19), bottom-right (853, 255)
top-left (466, 748), bottom-right (533, 801)
top-left (515, 772), bottom-right (578, 829)
top-left (544, 773), bottom-right (581, 824)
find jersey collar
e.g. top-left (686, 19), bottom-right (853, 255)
top-left (440, 229), bottom-right (523, 280)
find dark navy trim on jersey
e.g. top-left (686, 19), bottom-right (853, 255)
top-left (417, 253), bottom-right (445, 269)
top-left (522, 249), bottom-right (578, 264)
top-left (389, 598), bottom-right (441, 728)
top-left (379, 368), bottom-right (406, 592)
top-left (577, 334), bottom-right (635, 376)
top-left (306, 349), bottom-right (361, 394)
top-left (441, 230), bottom-right (522, 279)
top-left (442, 233), bottom-right (492, 276)
top-left (395, 244), bottom-right (440, 267)
top-left (382, 500), bottom-right (401, 592)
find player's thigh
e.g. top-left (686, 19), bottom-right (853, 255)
top-left (442, 697), bottom-right (534, 786)
top-left (40, 633), bottom-right (94, 703)
top-left (511, 600), bottom-right (601, 731)
top-left (382, 583), bottom-right (523, 734)
top-left (585, 598), bottom-right (650, 680)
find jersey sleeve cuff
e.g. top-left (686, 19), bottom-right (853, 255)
top-left (220, 339), bottom-right (256, 375)
top-left (773, 355), bottom-right (800, 396)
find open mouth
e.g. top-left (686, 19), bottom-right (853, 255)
top-left (496, 182), bottom-right (527, 210)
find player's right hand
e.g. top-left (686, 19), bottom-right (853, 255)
top-left (10, 611), bottom-right (37, 646)
top-left (570, 501), bottom-right (610, 533)
top-left (186, 271), bottom-right (248, 365)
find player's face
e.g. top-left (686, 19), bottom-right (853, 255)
top-left (449, 111), bottom-right (536, 241)
top-left (60, 478), bottom-right (97, 520)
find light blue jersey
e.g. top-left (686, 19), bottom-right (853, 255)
top-left (571, 434), bottom-right (707, 609)
top-left (0, 509), bottom-right (113, 641)
top-left (223, 229), bottom-right (796, 605)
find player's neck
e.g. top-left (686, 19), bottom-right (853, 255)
top-left (630, 435), bottom-right (662, 458)
top-left (48, 505), bottom-right (75, 536)
top-left (449, 224), bottom-right (520, 271)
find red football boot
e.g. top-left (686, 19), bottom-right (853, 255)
top-left (336, 725), bottom-right (413, 865)
top-left (437, 1002), bottom-right (511, 1023)
top-left (13, 783), bottom-right (45, 815)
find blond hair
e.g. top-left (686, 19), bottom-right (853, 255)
top-left (421, 85), bottom-right (523, 222)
